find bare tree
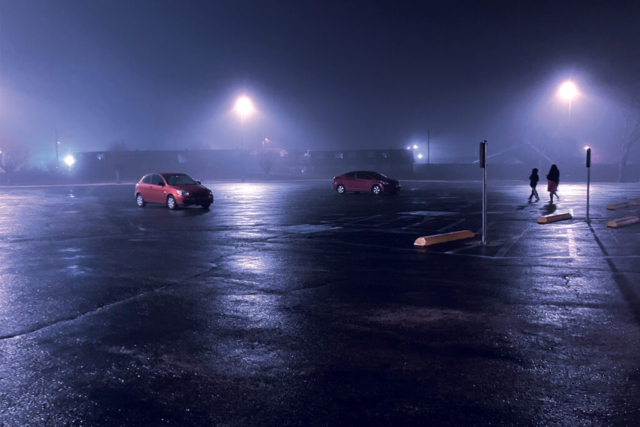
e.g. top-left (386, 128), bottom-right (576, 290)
top-left (0, 141), bottom-right (30, 173)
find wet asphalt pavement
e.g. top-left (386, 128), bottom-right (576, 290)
top-left (1, 180), bottom-right (640, 426)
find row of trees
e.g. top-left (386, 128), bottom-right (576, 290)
top-left (0, 140), bottom-right (30, 174)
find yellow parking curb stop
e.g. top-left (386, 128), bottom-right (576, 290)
top-left (414, 230), bottom-right (475, 247)
top-left (607, 216), bottom-right (640, 229)
top-left (537, 212), bottom-right (572, 224)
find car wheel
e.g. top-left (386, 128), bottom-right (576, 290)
top-left (372, 184), bottom-right (382, 195)
top-left (201, 203), bottom-right (211, 209)
top-left (136, 193), bottom-right (146, 207)
top-left (167, 195), bottom-right (178, 210)
top-left (336, 184), bottom-right (346, 194)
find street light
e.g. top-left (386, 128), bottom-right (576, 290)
top-left (558, 81), bottom-right (578, 119)
top-left (558, 81), bottom-right (577, 100)
top-left (64, 155), bottom-right (75, 168)
top-left (413, 144), bottom-right (418, 150)
top-left (235, 96), bottom-right (253, 151)
top-left (417, 153), bottom-right (423, 159)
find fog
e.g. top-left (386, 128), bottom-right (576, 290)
top-left (1, 0), bottom-right (640, 169)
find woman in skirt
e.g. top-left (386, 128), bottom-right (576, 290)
top-left (547, 164), bottom-right (560, 203)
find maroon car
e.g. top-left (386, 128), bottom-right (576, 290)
top-left (135, 173), bottom-right (213, 209)
top-left (332, 171), bottom-right (401, 195)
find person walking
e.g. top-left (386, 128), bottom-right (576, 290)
top-left (547, 164), bottom-right (560, 203)
top-left (528, 168), bottom-right (540, 202)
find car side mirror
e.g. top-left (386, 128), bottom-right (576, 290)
top-left (197, 181), bottom-right (201, 185)
top-left (158, 182), bottom-right (165, 187)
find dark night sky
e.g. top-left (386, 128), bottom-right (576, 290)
top-left (2, 0), bottom-right (640, 162)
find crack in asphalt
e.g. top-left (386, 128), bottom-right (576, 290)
top-left (0, 246), bottom-right (255, 341)
top-left (0, 231), bottom-right (322, 341)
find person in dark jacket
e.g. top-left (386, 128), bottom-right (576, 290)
top-left (547, 164), bottom-right (560, 203)
top-left (528, 168), bottom-right (540, 202)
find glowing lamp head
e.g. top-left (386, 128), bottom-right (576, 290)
top-left (559, 81), bottom-right (577, 100)
top-left (64, 155), bottom-right (75, 167)
top-left (235, 96), bottom-right (254, 116)
top-left (584, 146), bottom-right (590, 150)
top-left (413, 144), bottom-right (418, 149)
top-left (406, 146), bottom-right (411, 150)
top-left (417, 153), bottom-right (423, 159)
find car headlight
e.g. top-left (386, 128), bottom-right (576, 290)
top-left (177, 190), bottom-right (190, 196)
top-left (381, 181), bottom-right (389, 185)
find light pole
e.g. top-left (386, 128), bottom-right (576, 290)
top-left (235, 96), bottom-right (253, 180)
top-left (585, 146), bottom-right (591, 223)
top-left (235, 96), bottom-right (253, 151)
top-left (427, 130), bottom-right (430, 165)
top-left (55, 129), bottom-right (60, 170)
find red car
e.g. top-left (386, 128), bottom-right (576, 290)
top-left (135, 173), bottom-right (213, 209)
top-left (332, 171), bottom-right (401, 195)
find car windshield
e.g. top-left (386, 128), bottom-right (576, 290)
top-left (163, 174), bottom-right (198, 185)
top-left (367, 172), bottom-right (388, 180)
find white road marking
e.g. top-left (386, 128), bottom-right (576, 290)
top-left (568, 229), bottom-right (578, 257)
top-left (397, 211), bottom-right (458, 216)
top-left (372, 216), bottom-right (406, 227)
top-left (267, 225), bottom-right (340, 234)
top-left (495, 225), bottom-right (530, 258)
top-left (401, 217), bottom-right (431, 230)
top-left (343, 214), bottom-right (383, 225)
top-left (437, 219), bottom-right (466, 233)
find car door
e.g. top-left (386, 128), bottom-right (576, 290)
top-left (342, 172), bottom-right (357, 191)
top-left (354, 172), bottom-right (371, 191)
top-left (148, 174), bottom-right (166, 203)
top-left (138, 175), bottom-right (153, 200)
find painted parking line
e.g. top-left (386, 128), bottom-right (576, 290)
top-left (401, 217), bottom-right (432, 230)
top-left (372, 216), bottom-right (407, 227)
top-left (437, 218), bottom-right (466, 233)
top-left (568, 229), bottom-right (578, 258)
top-left (495, 225), bottom-right (530, 258)
top-left (343, 214), bottom-right (383, 226)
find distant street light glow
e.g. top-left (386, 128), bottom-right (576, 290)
top-left (413, 144), bottom-right (418, 149)
top-left (64, 155), bottom-right (75, 167)
top-left (406, 146), bottom-right (411, 150)
top-left (417, 153), bottom-right (423, 159)
top-left (559, 81), bottom-right (577, 100)
top-left (235, 96), bottom-right (254, 116)
top-left (584, 146), bottom-right (590, 150)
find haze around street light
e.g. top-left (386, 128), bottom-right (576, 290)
top-left (235, 96), bottom-right (254, 116)
top-left (558, 81), bottom-right (578, 101)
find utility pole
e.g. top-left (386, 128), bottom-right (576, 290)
top-left (479, 141), bottom-right (488, 245)
top-left (55, 128), bottom-right (59, 170)
top-left (586, 148), bottom-right (592, 223)
top-left (427, 130), bottom-right (430, 165)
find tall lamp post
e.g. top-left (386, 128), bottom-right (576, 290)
top-left (235, 96), bottom-right (254, 151)
top-left (235, 96), bottom-right (253, 180)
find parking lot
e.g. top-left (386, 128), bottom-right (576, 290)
top-left (1, 180), bottom-right (640, 425)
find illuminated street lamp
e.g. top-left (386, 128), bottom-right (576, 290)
top-left (235, 96), bottom-right (253, 181)
top-left (417, 153), bottom-right (423, 159)
top-left (235, 96), bottom-right (253, 151)
top-left (558, 81), bottom-right (578, 119)
top-left (559, 81), bottom-right (577, 100)
top-left (235, 96), bottom-right (253, 117)
top-left (64, 155), bottom-right (75, 168)
top-left (413, 144), bottom-right (418, 150)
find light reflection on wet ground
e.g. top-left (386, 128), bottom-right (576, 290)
top-left (0, 181), bottom-right (640, 425)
